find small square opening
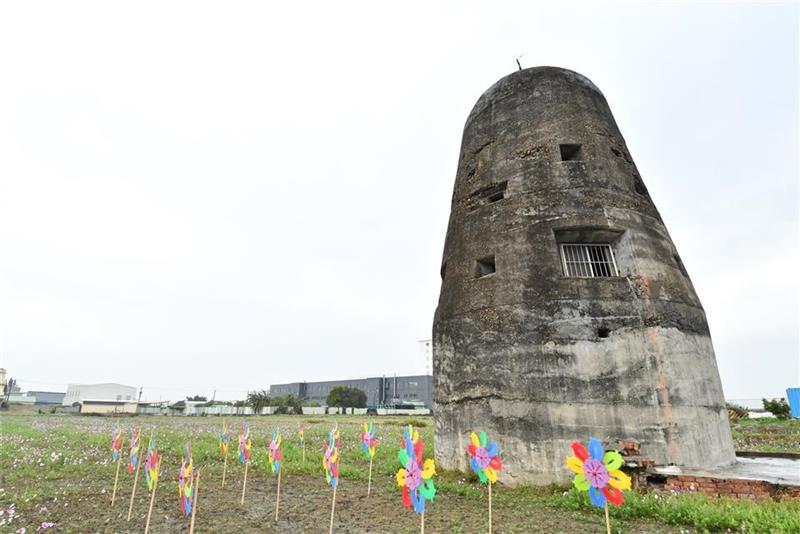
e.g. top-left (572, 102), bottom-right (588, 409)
top-left (559, 144), bottom-right (583, 161)
top-left (475, 255), bottom-right (496, 278)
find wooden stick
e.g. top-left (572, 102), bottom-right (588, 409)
top-left (328, 486), bottom-right (337, 534)
top-left (488, 481), bottom-right (492, 534)
top-left (367, 456), bottom-right (373, 497)
top-left (421, 511), bottom-right (425, 534)
top-left (240, 461), bottom-right (249, 505)
top-left (604, 502), bottom-right (611, 534)
top-left (143, 455), bottom-right (160, 534)
top-left (302, 442), bottom-right (305, 463)
top-left (274, 469), bottom-right (281, 521)
top-left (127, 453), bottom-right (142, 521)
top-left (189, 470), bottom-right (200, 534)
top-left (222, 447), bottom-right (228, 488)
top-left (111, 456), bottom-right (122, 505)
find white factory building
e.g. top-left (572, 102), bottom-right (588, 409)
top-left (62, 383), bottom-right (138, 414)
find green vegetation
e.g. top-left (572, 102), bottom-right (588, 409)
top-left (245, 389), bottom-right (271, 412)
top-left (763, 398), bottom-right (792, 420)
top-left (730, 416), bottom-right (800, 453)
top-left (554, 487), bottom-right (800, 533)
top-left (0, 414), bottom-right (797, 533)
top-left (326, 386), bottom-right (367, 408)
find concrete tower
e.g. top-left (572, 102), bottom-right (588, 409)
top-left (433, 67), bottom-right (735, 485)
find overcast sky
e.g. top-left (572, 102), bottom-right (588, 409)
top-left (0, 1), bottom-right (797, 402)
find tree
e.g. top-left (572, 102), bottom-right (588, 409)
top-left (271, 394), bottom-right (303, 414)
top-left (762, 398), bottom-right (791, 420)
top-left (187, 395), bottom-right (207, 402)
top-left (326, 386), bottom-right (367, 408)
top-left (246, 390), bottom-right (271, 413)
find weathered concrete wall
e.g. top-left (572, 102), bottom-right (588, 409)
top-left (433, 67), bottom-right (736, 485)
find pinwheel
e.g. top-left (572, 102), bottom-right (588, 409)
top-left (268, 428), bottom-right (283, 520)
top-left (126, 427), bottom-right (143, 522)
top-left (178, 441), bottom-right (193, 518)
top-left (128, 427), bottom-right (141, 474)
top-left (110, 427), bottom-right (123, 505)
top-left (360, 422), bottom-right (378, 497)
top-left (467, 431), bottom-right (503, 533)
top-left (396, 425), bottom-right (436, 533)
top-left (566, 437), bottom-right (632, 534)
top-left (239, 423), bottom-right (252, 505)
top-left (112, 427), bottom-right (123, 462)
top-left (220, 420), bottom-right (230, 488)
top-left (143, 432), bottom-right (161, 534)
top-left (323, 424), bottom-right (340, 534)
top-left (144, 433), bottom-right (159, 492)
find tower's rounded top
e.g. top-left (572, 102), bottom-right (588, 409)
top-left (465, 66), bottom-right (605, 127)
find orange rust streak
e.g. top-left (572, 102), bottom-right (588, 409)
top-left (640, 275), bottom-right (678, 464)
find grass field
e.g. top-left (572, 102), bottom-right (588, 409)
top-left (1, 414), bottom-right (798, 533)
top-left (730, 417), bottom-right (800, 453)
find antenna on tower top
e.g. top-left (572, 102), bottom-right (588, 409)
top-left (516, 53), bottom-right (524, 71)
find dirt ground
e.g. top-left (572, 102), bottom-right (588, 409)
top-left (35, 468), bottom-right (676, 534)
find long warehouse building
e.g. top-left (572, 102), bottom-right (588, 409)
top-left (270, 375), bottom-right (432, 408)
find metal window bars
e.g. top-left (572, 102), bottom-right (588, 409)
top-left (560, 244), bottom-right (619, 277)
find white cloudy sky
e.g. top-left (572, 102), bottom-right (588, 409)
top-left (0, 1), bottom-right (796, 402)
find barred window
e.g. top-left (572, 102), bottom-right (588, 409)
top-left (561, 244), bottom-right (618, 277)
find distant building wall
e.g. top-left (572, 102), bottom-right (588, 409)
top-left (270, 375), bottom-right (433, 408)
top-left (63, 383), bottom-right (137, 406)
top-left (25, 391), bottom-right (66, 405)
top-left (79, 401), bottom-right (137, 415)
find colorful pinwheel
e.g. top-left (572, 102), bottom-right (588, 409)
top-left (178, 442), bottom-right (194, 517)
top-left (566, 437), bottom-right (631, 508)
top-left (128, 427), bottom-right (142, 474)
top-left (110, 427), bottom-right (124, 505)
top-left (220, 420), bottom-right (231, 488)
top-left (396, 425), bottom-right (436, 514)
top-left (323, 425), bottom-right (340, 488)
top-left (144, 433), bottom-right (160, 491)
top-left (111, 428), bottom-right (123, 462)
top-left (270, 428), bottom-right (284, 521)
top-left (467, 431), bottom-right (502, 484)
top-left (360, 422), bottom-right (378, 459)
top-left (219, 424), bottom-right (229, 456)
top-left (239, 423), bottom-right (251, 463)
top-left (143, 432), bottom-right (161, 533)
top-left (268, 428), bottom-right (282, 475)
top-left (239, 424), bottom-right (252, 505)
top-left (362, 421), bottom-right (378, 496)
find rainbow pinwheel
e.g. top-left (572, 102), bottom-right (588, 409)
top-left (239, 424), bottom-right (251, 463)
top-left (323, 425), bottom-right (340, 488)
top-left (566, 438), bottom-right (631, 508)
top-left (268, 428), bottom-right (282, 475)
top-left (178, 442), bottom-right (194, 517)
top-left (299, 423), bottom-right (305, 447)
top-left (396, 425), bottom-right (436, 514)
top-left (144, 433), bottom-right (160, 491)
top-left (111, 428), bottom-right (123, 462)
top-left (467, 431), bottom-right (503, 484)
top-left (360, 422), bottom-right (378, 459)
top-left (219, 425), bottom-right (229, 456)
top-left (128, 427), bottom-right (142, 474)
